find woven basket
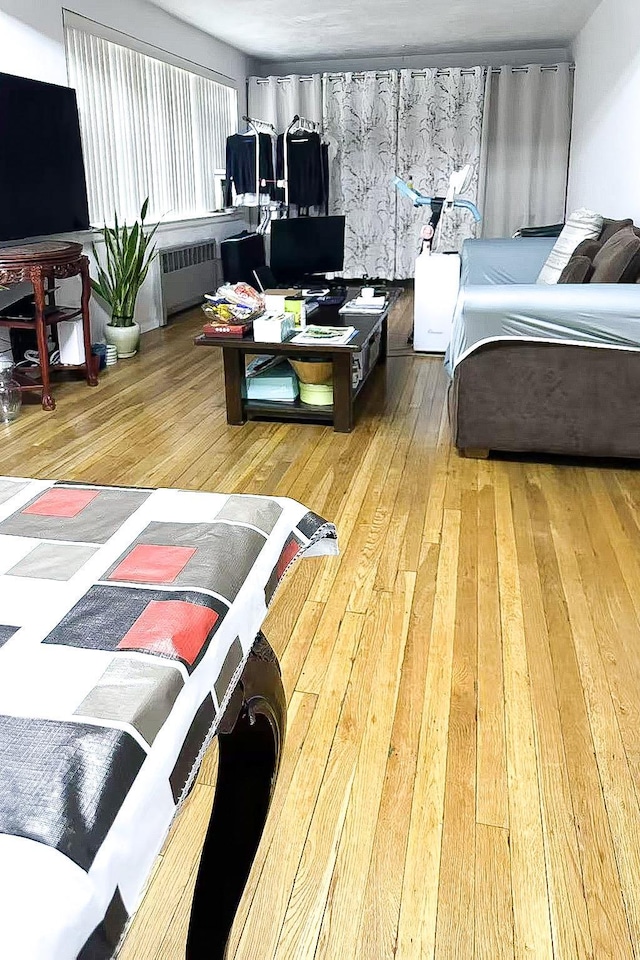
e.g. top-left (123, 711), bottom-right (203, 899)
top-left (289, 358), bottom-right (333, 384)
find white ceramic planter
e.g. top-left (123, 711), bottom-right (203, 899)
top-left (104, 321), bottom-right (140, 359)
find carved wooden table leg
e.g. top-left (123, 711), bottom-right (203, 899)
top-left (80, 257), bottom-right (99, 386)
top-left (32, 267), bottom-right (55, 411)
top-left (186, 633), bottom-right (286, 960)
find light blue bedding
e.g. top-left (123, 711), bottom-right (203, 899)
top-left (445, 239), bottom-right (640, 375)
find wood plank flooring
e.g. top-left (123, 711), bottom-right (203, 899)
top-left (3, 293), bottom-right (640, 959)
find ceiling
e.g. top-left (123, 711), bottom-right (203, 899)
top-left (147, 0), bottom-right (601, 63)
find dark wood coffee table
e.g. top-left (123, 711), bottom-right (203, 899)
top-left (194, 306), bottom-right (389, 433)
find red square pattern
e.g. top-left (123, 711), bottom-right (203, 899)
top-left (109, 545), bottom-right (197, 584)
top-left (23, 488), bottom-right (100, 518)
top-left (276, 538), bottom-right (302, 581)
top-left (118, 600), bottom-right (219, 665)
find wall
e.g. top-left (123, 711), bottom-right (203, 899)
top-left (567, 0), bottom-right (640, 220)
top-left (0, 0), bottom-right (249, 106)
top-left (0, 0), bottom-right (251, 338)
top-left (254, 45), bottom-right (572, 77)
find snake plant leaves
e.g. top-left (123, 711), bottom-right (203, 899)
top-left (91, 198), bottom-right (158, 326)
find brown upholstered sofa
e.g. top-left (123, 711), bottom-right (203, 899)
top-left (447, 219), bottom-right (640, 459)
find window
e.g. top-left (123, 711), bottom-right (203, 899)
top-left (65, 26), bottom-right (238, 225)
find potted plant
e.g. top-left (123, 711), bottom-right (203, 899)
top-left (91, 198), bottom-right (159, 358)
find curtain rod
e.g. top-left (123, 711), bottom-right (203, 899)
top-left (253, 64), bottom-right (574, 83)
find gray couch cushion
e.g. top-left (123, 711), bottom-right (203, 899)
top-left (558, 255), bottom-right (594, 283)
top-left (600, 218), bottom-right (634, 243)
top-left (571, 238), bottom-right (603, 261)
top-left (591, 227), bottom-right (640, 283)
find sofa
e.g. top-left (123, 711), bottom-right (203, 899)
top-left (446, 229), bottom-right (640, 459)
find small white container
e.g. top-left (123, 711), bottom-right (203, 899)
top-left (58, 319), bottom-right (86, 365)
top-left (300, 381), bottom-right (333, 406)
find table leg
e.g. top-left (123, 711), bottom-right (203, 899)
top-left (80, 257), bottom-right (99, 386)
top-left (332, 351), bottom-right (354, 433)
top-left (379, 314), bottom-right (388, 363)
top-left (222, 348), bottom-right (246, 425)
top-left (186, 634), bottom-right (286, 959)
top-left (33, 268), bottom-right (55, 411)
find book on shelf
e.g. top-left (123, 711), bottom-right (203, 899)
top-left (246, 358), bottom-right (299, 402)
top-left (290, 325), bottom-right (357, 345)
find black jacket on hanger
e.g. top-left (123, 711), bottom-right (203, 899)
top-left (276, 131), bottom-right (327, 208)
top-left (224, 133), bottom-right (275, 206)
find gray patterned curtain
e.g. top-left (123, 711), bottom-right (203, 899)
top-left (395, 67), bottom-right (486, 277)
top-left (321, 68), bottom-right (485, 279)
top-left (322, 72), bottom-right (400, 280)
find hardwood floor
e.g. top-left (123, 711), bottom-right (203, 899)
top-left (3, 293), bottom-right (640, 959)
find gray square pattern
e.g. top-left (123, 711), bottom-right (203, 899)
top-left (75, 659), bottom-right (184, 746)
top-left (0, 478), bottom-right (28, 508)
top-left (105, 521), bottom-right (268, 602)
top-left (214, 636), bottom-right (244, 707)
top-left (216, 496), bottom-right (283, 535)
top-left (0, 487), bottom-right (151, 543)
top-left (7, 543), bottom-right (99, 581)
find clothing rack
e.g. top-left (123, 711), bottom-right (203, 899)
top-left (241, 115), bottom-right (276, 228)
top-left (287, 114), bottom-right (320, 133)
top-left (283, 114), bottom-right (322, 211)
top-left (242, 115), bottom-right (276, 133)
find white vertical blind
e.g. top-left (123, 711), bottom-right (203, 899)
top-left (65, 26), bottom-right (237, 225)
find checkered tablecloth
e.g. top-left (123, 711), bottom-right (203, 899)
top-left (0, 477), bottom-right (337, 959)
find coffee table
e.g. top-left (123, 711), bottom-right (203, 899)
top-left (194, 305), bottom-right (389, 433)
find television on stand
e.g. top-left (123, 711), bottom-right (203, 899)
top-left (0, 72), bottom-right (90, 244)
top-left (0, 72), bottom-right (91, 361)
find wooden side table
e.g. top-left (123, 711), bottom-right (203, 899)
top-left (0, 240), bottom-right (98, 410)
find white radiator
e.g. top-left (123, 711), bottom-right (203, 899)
top-left (160, 240), bottom-right (221, 321)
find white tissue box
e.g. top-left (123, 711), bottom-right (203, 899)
top-left (253, 312), bottom-right (295, 343)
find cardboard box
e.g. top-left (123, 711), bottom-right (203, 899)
top-left (253, 313), bottom-right (296, 343)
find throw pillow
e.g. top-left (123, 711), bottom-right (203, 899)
top-left (558, 256), bottom-right (594, 283)
top-left (600, 218), bottom-right (634, 243)
top-left (571, 239), bottom-right (603, 261)
top-left (590, 227), bottom-right (640, 283)
top-left (537, 208), bottom-right (604, 284)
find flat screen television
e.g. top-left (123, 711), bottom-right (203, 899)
top-left (0, 72), bottom-right (90, 243)
top-left (270, 216), bottom-right (345, 283)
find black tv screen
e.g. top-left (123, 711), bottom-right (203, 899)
top-left (270, 216), bottom-right (345, 282)
top-left (0, 72), bottom-right (90, 243)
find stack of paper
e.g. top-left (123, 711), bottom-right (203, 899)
top-left (339, 296), bottom-right (387, 314)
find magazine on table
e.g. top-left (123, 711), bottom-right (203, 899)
top-left (290, 325), bottom-right (357, 345)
